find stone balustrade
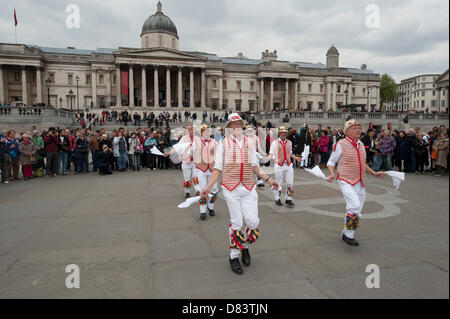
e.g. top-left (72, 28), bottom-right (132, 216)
top-left (0, 107), bottom-right (76, 131)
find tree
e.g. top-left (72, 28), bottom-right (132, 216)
top-left (380, 73), bottom-right (401, 111)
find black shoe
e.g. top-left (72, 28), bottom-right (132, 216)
top-left (208, 208), bottom-right (215, 216)
top-left (342, 234), bottom-right (359, 246)
top-left (229, 257), bottom-right (244, 275)
top-left (200, 213), bottom-right (206, 220)
top-left (185, 193), bottom-right (190, 199)
top-left (275, 199), bottom-right (283, 206)
top-left (285, 199), bottom-right (294, 206)
top-left (241, 248), bottom-right (251, 267)
top-left (257, 183), bottom-right (265, 188)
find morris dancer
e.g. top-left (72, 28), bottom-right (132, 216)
top-left (192, 125), bottom-right (218, 220)
top-left (267, 126), bottom-right (301, 207)
top-left (200, 113), bottom-right (279, 275)
top-left (245, 124), bottom-right (267, 187)
top-left (326, 119), bottom-right (386, 246)
top-left (179, 124), bottom-right (195, 198)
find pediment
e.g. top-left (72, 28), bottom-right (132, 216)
top-left (115, 48), bottom-right (205, 61)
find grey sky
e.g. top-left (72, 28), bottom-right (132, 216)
top-left (1, 0), bottom-right (448, 82)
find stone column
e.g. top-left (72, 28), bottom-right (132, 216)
top-left (270, 78), bottom-right (274, 111)
top-left (166, 67), bottom-right (171, 106)
top-left (128, 65), bottom-right (134, 107)
top-left (36, 67), bottom-right (42, 104)
top-left (285, 79), bottom-right (289, 110)
top-left (201, 68), bottom-right (206, 108)
top-left (189, 68), bottom-right (194, 107)
top-left (178, 66), bottom-right (183, 107)
top-left (0, 65), bottom-right (4, 104)
top-left (106, 70), bottom-right (112, 107)
top-left (22, 68), bottom-right (28, 105)
top-left (326, 81), bottom-right (331, 111)
top-left (142, 65), bottom-right (147, 107)
top-left (347, 83), bottom-right (352, 106)
top-left (116, 65), bottom-right (122, 107)
top-left (437, 88), bottom-right (441, 112)
top-left (92, 69), bottom-right (97, 108)
top-left (154, 66), bottom-right (159, 107)
top-left (294, 80), bottom-right (298, 111)
top-left (218, 76), bottom-right (223, 110)
top-left (260, 78), bottom-right (264, 112)
top-left (331, 82), bottom-right (336, 111)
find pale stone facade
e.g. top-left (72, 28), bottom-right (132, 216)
top-left (391, 71), bottom-right (449, 113)
top-left (0, 2), bottom-right (381, 113)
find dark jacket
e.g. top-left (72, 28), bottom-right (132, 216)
top-left (0, 138), bottom-right (8, 162)
top-left (73, 138), bottom-right (89, 159)
top-left (295, 129), bottom-right (311, 154)
top-left (394, 136), bottom-right (409, 161)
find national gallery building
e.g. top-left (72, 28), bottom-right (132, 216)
top-left (0, 2), bottom-right (381, 113)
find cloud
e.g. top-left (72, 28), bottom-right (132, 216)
top-left (0, 0), bottom-right (448, 82)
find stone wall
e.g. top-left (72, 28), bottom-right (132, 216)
top-left (0, 107), bottom-right (76, 132)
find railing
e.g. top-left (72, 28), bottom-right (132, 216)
top-left (254, 111), bottom-right (449, 123)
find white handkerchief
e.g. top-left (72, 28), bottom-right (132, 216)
top-left (150, 146), bottom-right (165, 156)
top-left (172, 142), bottom-right (190, 156)
top-left (304, 165), bottom-right (327, 180)
top-left (178, 195), bottom-right (213, 208)
top-left (386, 171), bottom-right (405, 190)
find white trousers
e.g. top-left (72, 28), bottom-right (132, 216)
top-left (300, 145), bottom-right (310, 167)
top-left (273, 164), bottom-right (294, 201)
top-left (223, 184), bottom-right (259, 259)
top-left (194, 168), bottom-right (218, 214)
top-left (182, 162), bottom-right (195, 194)
top-left (338, 180), bottom-right (366, 239)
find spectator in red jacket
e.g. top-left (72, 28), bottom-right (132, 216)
top-left (318, 130), bottom-right (330, 168)
top-left (43, 127), bottom-right (60, 177)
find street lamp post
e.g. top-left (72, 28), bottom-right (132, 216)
top-left (45, 77), bottom-right (51, 107)
top-left (75, 75), bottom-right (80, 112)
top-left (69, 89), bottom-right (73, 112)
top-left (238, 82), bottom-right (242, 112)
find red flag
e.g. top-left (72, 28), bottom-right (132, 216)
top-left (121, 71), bottom-right (129, 95)
top-left (14, 8), bottom-right (18, 26)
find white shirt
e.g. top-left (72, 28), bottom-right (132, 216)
top-left (214, 135), bottom-right (258, 172)
top-left (269, 138), bottom-right (293, 167)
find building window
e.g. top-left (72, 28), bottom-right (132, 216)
top-left (422, 91), bottom-right (425, 97)
top-left (86, 75), bottom-right (91, 85)
top-left (250, 81), bottom-right (254, 90)
top-left (223, 80), bottom-right (227, 90)
top-left (352, 87), bottom-right (356, 96)
top-left (14, 71), bottom-right (20, 82)
top-left (362, 88), bottom-right (366, 96)
top-left (274, 82), bottom-right (278, 91)
top-left (212, 79), bottom-right (217, 88)
top-left (308, 83), bottom-right (312, 92)
top-left (421, 100), bottom-right (425, 107)
top-left (68, 74), bottom-right (73, 85)
top-left (320, 84), bottom-right (324, 93)
top-left (99, 74), bottom-right (104, 84)
top-left (337, 85), bottom-right (341, 93)
top-left (318, 102), bottom-right (324, 110)
top-left (433, 90), bottom-right (436, 96)
top-left (249, 100), bottom-right (255, 112)
top-left (307, 102), bottom-right (312, 111)
top-left (113, 75), bottom-right (116, 85)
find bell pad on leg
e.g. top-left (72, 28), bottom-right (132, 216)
top-left (245, 227), bottom-right (260, 244)
top-left (229, 228), bottom-right (247, 251)
top-left (345, 212), bottom-right (360, 231)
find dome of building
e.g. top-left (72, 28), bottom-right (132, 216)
top-left (327, 44), bottom-right (339, 56)
top-left (141, 2), bottom-right (178, 38)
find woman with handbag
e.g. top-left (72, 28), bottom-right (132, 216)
top-left (128, 133), bottom-right (142, 171)
top-left (19, 133), bottom-right (36, 180)
top-left (432, 131), bottom-right (449, 176)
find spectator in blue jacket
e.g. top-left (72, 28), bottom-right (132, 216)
top-left (0, 133), bottom-right (9, 183)
top-left (7, 130), bottom-right (20, 181)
